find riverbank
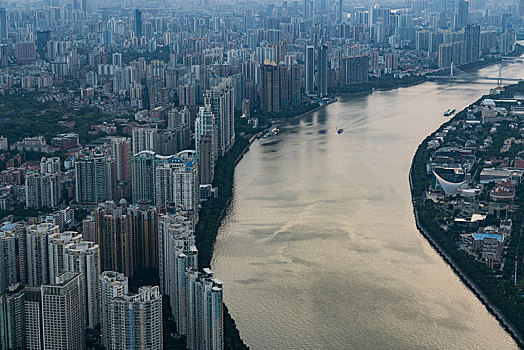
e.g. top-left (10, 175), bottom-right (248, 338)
top-left (196, 99), bottom-right (336, 349)
top-left (268, 97), bottom-right (338, 124)
top-left (410, 170), bottom-right (524, 347)
top-left (330, 44), bottom-right (524, 96)
top-left (409, 87), bottom-right (524, 347)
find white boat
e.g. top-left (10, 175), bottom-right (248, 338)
top-left (444, 108), bottom-right (455, 117)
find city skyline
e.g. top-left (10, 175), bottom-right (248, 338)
top-left (0, 0), bottom-right (523, 349)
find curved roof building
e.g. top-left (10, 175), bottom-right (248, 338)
top-left (433, 171), bottom-right (467, 196)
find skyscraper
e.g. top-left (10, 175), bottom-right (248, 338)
top-left (282, 62), bottom-right (301, 106)
top-left (135, 9), bottom-right (143, 38)
top-left (204, 82), bottom-right (235, 156)
top-left (337, 0), bottom-right (343, 22)
top-left (186, 268), bottom-right (223, 350)
top-left (199, 135), bottom-right (214, 185)
top-left (129, 201), bottom-right (158, 270)
top-left (111, 285), bottom-right (163, 350)
top-left (0, 230), bottom-right (16, 292)
top-left (48, 231), bottom-right (82, 283)
top-left (132, 127), bottom-right (157, 155)
top-left (100, 271), bottom-right (129, 350)
top-left (23, 223), bottom-right (60, 287)
top-left (195, 105), bottom-right (217, 159)
top-left (41, 272), bottom-right (86, 350)
top-left (519, 0), bottom-right (524, 18)
top-left (305, 45), bottom-right (315, 95)
top-left (65, 241), bottom-right (101, 329)
top-left (24, 288), bottom-right (43, 350)
top-left (158, 214), bottom-right (194, 295)
top-left (75, 150), bottom-right (114, 204)
top-left (465, 24), bottom-right (480, 63)
top-left (260, 59), bottom-right (280, 114)
top-left (317, 44), bottom-right (328, 98)
top-left (172, 230), bottom-right (197, 335)
top-left (157, 213), bottom-right (197, 334)
top-left (94, 200), bottom-right (134, 277)
top-left (341, 55), bottom-right (370, 84)
top-left (155, 155), bottom-right (199, 210)
top-left (25, 159), bottom-right (61, 209)
top-left (111, 137), bottom-right (132, 182)
top-left (456, 0), bottom-right (469, 29)
top-left (0, 8), bottom-right (7, 41)
top-left (132, 150), bottom-right (157, 204)
top-left (0, 286), bottom-right (25, 349)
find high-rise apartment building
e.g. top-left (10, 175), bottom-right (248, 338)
top-left (305, 45), bottom-right (315, 95)
top-left (195, 105), bottom-right (217, 159)
top-left (111, 285), bottom-right (163, 350)
top-left (456, 0), bottom-right (469, 29)
top-left (94, 200), bottom-right (134, 277)
top-left (65, 241), bottom-right (101, 329)
top-left (129, 201), bottom-right (158, 270)
top-left (24, 287), bottom-right (42, 349)
top-left (48, 231), bottom-right (82, 283)
top-left (282, 62), bottom-right (301, 107)
top-left (158, 213), bottom-right (197, 333)
top-left (134, 9), bottom-right (142, 37)
top-left (111, 137), bottom-right (132, 182)
top-left (158, 214), bottom-right (193, 295)
top-left (0, 230), bottom-right (16, 292)
top-left (438, 41), bottom-right (467, 68)
top-left (199, 135), bottom-right (214, 185)
top-left (132, 150), bottom-right (157, 204)
top-left (465, 24), bottom-right (480, 63)
top-left (41, 272), bottom-right (86, 350)
top-left (25, 160), bottom-right (61, 208)
top-left (204, 82), bottom-right (235, 156)
top-left (0, 8), bottom-right (7, 41)
top-left (132, 127), bottom-right (157, 155)
top-left (155, 155), bottom-right (199, 210)
top-left (261, 59), bottom-right (280, 114)
top-left (23, 223), bottom-right (60, 287)
top-left (317, 44), bottom-right (328, 98)
top-left (75, 150), bottom-right (114, 204)
top-left (340, 55), bottom-right (369, 84)
top-left (186, 268), bottom-right (223, 350)
top-left (100, 271), bottom-right (129, 350)
top-left (384, 53), bottom-right (399, 74)
top-left (0, 285), bottom-right (25, 349)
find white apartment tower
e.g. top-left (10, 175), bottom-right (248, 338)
top-left (65, 241), bottom-right (101, 329)
top-left (132, 127), bottom-right (157, 155)
top-left (48, 231), bottom-right (82, 282)
top-left (111, 285), bottom-right (163, 350)
top-left (41, 272), bottom-right (86, 350)
top-left (100, 271), bottom-right (129, 350)
top-left (204, 81), bottom-right (235, 156)
top-left (158, 214), bottom-right (197, 334)
top-left (186, 268), bottom-right (224, 350)
top-left (195, 105), bottom-right (217, 157)
top-left (24, 223), bottom-right (60, 286)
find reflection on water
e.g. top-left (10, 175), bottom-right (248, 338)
top-left (212, 62), bottom-right (523, 350)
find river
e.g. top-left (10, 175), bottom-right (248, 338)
top-left (212, 61), bottom-right (524, 349)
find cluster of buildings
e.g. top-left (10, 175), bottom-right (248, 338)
top-left (0, 0), bottom-right (519, 116)
top-left (0, 221), bottom-right (163, 349)
top-left (0, 0), bottom-right (522, 348)
top-left (425, 92), bottom-right (524, 270)
top-left (0, 203), bottom-right (223, 349)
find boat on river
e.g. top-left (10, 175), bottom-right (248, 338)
top-left (444, 108), bottom-right (455, 117)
